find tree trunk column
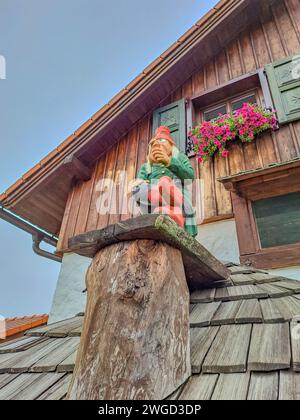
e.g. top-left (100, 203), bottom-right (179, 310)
top-left (67, 239), bottom-right (191, 400)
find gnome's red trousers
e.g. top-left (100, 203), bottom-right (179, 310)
top-left (147, 176), bottom-right (185, 228)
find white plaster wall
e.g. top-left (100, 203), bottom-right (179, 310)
top-left (48, 253), bottom-right (91, 324)
top-left (269, 266), bottom-right (300, 281)
top-left (196, 219), bottom-right (240, 264)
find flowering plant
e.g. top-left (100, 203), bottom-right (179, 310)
top-left (189, 103), bottom-right (278, 163)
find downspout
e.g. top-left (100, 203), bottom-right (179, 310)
top-left (32, 232), bottom-right (62, 263)
top-left (0, 204), bottom-right (62, 263)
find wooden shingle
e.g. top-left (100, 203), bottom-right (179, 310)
top-left (226, 285), bottom-right (267, 301)
top-left (37, 374), bottom-right (72, 400)
top-left (25, 317), bottom-right (80, 337)
top-left (211, 301), bottom-right (242, 325)
top-left (0, 338), bottom-right (63, 374)
top-left (211, 373), bottom-right (250, 400)
top-left (29, 337), bottom-right (80, 373)
top-left (189, 302), bottom-right (221, 327)
top-left (0, 372), bottom-right (65, 400)
top-left (272, 296), bottom-right (300, 321)
top-left (57, 349), bottom-right (78, 373)
top-left (279, 371), bottom-right (300, 400)
top-left (291, 322), bottom-right (300, 371)
top-left (274, 281), bottom-right (300, 293)
top-left (234, 299), bottom-right (263, 324)
top-left (230, 274), bottom-right (255, 285)
top-left (248, 324), bottom-right (291, 371)
top-left (202, 324), bottom-right (252, 373)
top-left (0, 374), bottom-right (19, 390)
top-left (190, 288), bottom-right (216, 303)
top-left (190, 327), bottom-right (219, 373)
top-left (249, 273), bottom-right (282, 284)
top-left (259, 299), bottom-right (285, 323)
top-left (257, 283), bottom-right (291, 298)
top-left (247, 372), bottom-right (278, 400)
top-left (178, 374), bottom-right (218, 400)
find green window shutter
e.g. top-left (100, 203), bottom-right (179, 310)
top-left (152, 99), bottom-right (186, 152)
top-left (252, 191), bottom-right (300, 248)
top-left (265, 54), bottom-right (300, 124)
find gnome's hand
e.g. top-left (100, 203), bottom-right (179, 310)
top-left (153, 150), bottom-right (171, 166)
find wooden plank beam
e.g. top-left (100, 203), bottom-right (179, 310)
top-left (63, 155), bottom-right (92, 181)
top-left (68, 214), bottom-right (230, 290)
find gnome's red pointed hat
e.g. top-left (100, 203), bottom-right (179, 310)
top-left (154, 126), bottom-right (176, 145)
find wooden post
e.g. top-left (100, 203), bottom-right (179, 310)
top-left (67, 239), bottom-right (191, 400)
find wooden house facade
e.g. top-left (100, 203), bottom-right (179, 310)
top-left (1, 0), bottom-right (300, 321)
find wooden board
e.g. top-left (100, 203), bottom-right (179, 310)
top-left (68, 214), bottom-right (230, 289)
top-left (248, 323), bottom-right (291, 371)
top-left (202, 324), bottom-right (252, 373)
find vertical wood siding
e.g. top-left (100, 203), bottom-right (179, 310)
top-left (57, 0), bottom-right (300, 252)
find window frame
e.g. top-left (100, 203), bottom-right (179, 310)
top-left (186, 69), bottom-right (274, 157)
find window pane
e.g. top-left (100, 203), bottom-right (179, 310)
top-left (203, 105), bottom-right (227, 121)
top-left (231, 94), bottom-right (257, 111)
top-left (253, 191), bottom-right (300, 248)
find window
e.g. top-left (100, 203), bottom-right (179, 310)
top-left (201, 91), bottom-right (258, 122)
top-left (253, 191), bottom-right (300, 248)
top-left (231, 93), bottom-right (257, 112)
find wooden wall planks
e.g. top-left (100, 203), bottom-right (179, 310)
top-left (57, 1), bottom-right (300, 252)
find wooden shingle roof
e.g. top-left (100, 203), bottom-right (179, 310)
top-left (0, 265), bottom-right (300, 400)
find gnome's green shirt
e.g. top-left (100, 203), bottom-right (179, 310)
top-left (137, 150), bottom-right (198, 237)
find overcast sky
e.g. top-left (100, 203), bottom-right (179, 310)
top-left (0, 0), bottom-right (215, 317)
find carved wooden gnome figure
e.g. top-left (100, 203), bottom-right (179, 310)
top-left (131, 126), bottom-right (198, 237)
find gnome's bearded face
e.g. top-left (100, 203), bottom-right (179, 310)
top-left (148, 126), bottom-right (175, 165)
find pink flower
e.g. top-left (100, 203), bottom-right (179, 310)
top-left (221, 150), bottom-right (229, 158)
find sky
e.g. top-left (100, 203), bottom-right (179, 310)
top-left (0, 0), bottom-right (216, 317)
